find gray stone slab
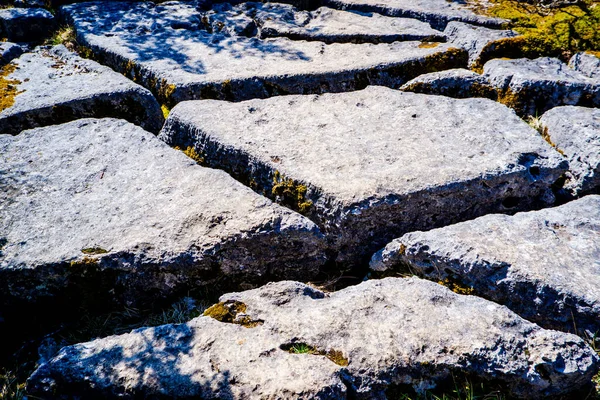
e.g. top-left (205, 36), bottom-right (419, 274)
top-left (444, 21), bottom-right (519, 69)
top-left (569, 52), bottom-right (600, 80)
top-left (0, 41), bottom-right (24, 66)
top-left (0, 45), bottom-right (164, 134)
top-left (0, 118), bottom-right (326, 313)
top-left (59, 1), bottom-right (467, 106)
top-left (159, 87), bottom-right (567, 266)
top-left (27, 278), bottom-right (599, 399)
top-left (371, 195), bottom-right (600, 335)
top-left (400, 68), bottom-right (497, 99)
top-left (541, 106), bottom-right (600, 195)
top-left (321, 0), bottom-right (506, 30)
top-left (0, 7), bottom-right (55, 42)
top-left (483, 57), bottom-right (600, 117)
top-left (256, 5), bottom-right (445, 43)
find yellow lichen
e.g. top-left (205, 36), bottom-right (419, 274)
top-left (161, 104), bottom-right (170, 119)
top-left (438, 279), bottom-right (475, 295)
top-left (271, 170), bottom-right (313, 214)
top-left (175, 145), bottom-right (204, 164)
top-left (0, 64), bottom-right (20, 113)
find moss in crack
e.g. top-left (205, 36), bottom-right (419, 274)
top-left (271, 170), bottom-right (313, 214)
top-left (81, 247), bottom-right (108, 255)
top-left (69, 257), bottom-right (98, 268)
top-left (437, 278), bottom-right (475, 296)
top-left (281, 343), bottom-right (349, 366)
top-left (0, 63), bottom-right (20, 113)
top-left (203, 300), bottom-right (263, 328)
top-left (161, 104), bottom-right (170, 119)
top-left (418, 42), bottom-right (440, 49)
top-left (175, 145), bottom-right (205, 164)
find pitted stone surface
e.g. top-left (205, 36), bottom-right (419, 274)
top-left (541, 106), bottom-right (600, 195)
top-left (0, 118), bottom-right (326, 313)
top-left (0, 42), bottom-right (24, 66)
top-left (0, 45), bottom-right (164, 135)
top-left (59, 1), bottom-right (467, 105)
top-left (159, 87), bottom-right (567, 266)
top-left (444, 21), bottom-right (519, 69)
top-left (371, 196), bottom-right (600, 335)
top-left (400, 68), bottom-right (497, 99)
top-left (0, 7), bottom-right (55, 42)
top-left (483, 57), bottom-right (600, 116)
top-left (321, 0), bottom-right (505, 30)
top-left (27, 278), bottom-right (599, 399)
top-left (569, 52), bottom-right (600, 80)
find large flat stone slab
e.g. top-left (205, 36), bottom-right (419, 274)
top-left (541, 106), bottom-right (600, 195)
top-left (59, 1), bottom-right (467, 106)
top-left (27, 278), bottom-right (598, 398)
top-left (0, 45), bottom-right (164, 135)
top-left (321, 0), bottom-right (505, 30)
top-left (159, 87), bottom-right (567, 266)
top-left (484, 57), bottom-right (600, 117)
top-left (371, 196), bottom-right (600, 335)
top-left (0, 118), bottom-right (326, 319)
top-left (0, 7), bottom-right (55, 42)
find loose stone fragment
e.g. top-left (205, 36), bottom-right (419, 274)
top-left (540, 106), bottom-right (600, 195)
top-left (0, 42), bottom-right (24, 66)
top-left (443, 21), bottom-right (520, 70)
top-left (400, 68), bottom-right (497, 99)
top-left (569, 52), bottom-right (600, 80)
top-left (59, 1), bottom-right (467, 105)
top-left (0, 45), bottom-right (164, 135)
top-left (483, 57), bottom-right (600, 117)
top-left (0, 118), bottom-right (326, 322)
top-left (27, 278), bottom-right (599, 399)
top-left (0, 7), bottom-right (55, 42)
top-left (160, 87), bottom-right (567, 266)
top-left (371, 195), bottom-right (600, 335)
top-left (320, 0), bottom-right (505, 30)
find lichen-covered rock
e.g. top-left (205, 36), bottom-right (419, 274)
top-left (256, 5), bottom-right (445, 43)
top-left (320, 0), bottom-right (505, 30)
top-left (0, 118), bottom-right (326, 322)
top-left (0, 41), bottom-right (24, 66)
top-left (371, 195), bottom-right (600, 335)
top-left (569, 52), bottom-right (600, 80)
top-left (483, 57), bottom-right (600, 117)
top-left (27, 278), bottom-right (599, 399)
top-left (59, 1), bottom-right (467, 105)
top-left (0, 45), bottom-right (164, 135)
top-left (0, 7), bottom-right (55, 42)
top-left (540, 106), bottom-right (600, 195)
top-left (443, 21), bottom-right (520, 69)
top-left (400, 68), bottom-right (497, 99)
top-left (159, 87), bottom-right (567, 266)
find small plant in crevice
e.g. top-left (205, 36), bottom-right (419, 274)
top-left (281, 342), bottom-right (349, 366)
top-left (44, 25), bottom-right (95, 60)
top-left (271, 170), bottom-right (313, 214)
top-left (0, 369), bottom-right (25, 400)
top-left (526, 115), bottom-right (565, 155)
top-left (174, 145), bottom-right (205, 165)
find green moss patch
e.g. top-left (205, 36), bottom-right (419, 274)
top-left (271, 170), bottom-right (313, 214)
top-left (203, 301), bottom-right (263, 328)
top-left (0, 64), bottom-right (20, 113)
top-left (81, 247), bottom-right (108, 255)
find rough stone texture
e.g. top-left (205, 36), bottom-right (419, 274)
top-left (320, 0), bottom-right (505, 30)
top-left (400, 68), bottom-right (497, 99)
top-left (540, 106), bottom-right (600, 195)
top-left (59, 1), bottom-right (467, 105)
top-left (256, 5), bottom-right (445, 43)
top-left (159, 87), bottom-right (567, 266)
top-left (0, 118), bottom-right (326, 315)
top-left (0, 41), bottom-right (24, 66)
top-left (444, 21), bottom-right (520, 69)
top-left (0, 45), bottom-right (164, 135)
top-left (371, 196), bottom-right (600, 335)
top-left (0, 7), bottom-right (55, 42)
top-left (14, 0), bottom-right (49, 7)
top-left (27, 278), bottom-right (599, 399)
top-left (483, 57), bottom-right (600, 117)
top-left (569, 52), bottom-right (600, 80)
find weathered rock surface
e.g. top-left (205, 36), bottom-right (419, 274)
top-left (160, 87), bottom-right (567, 266)
top-left (371, 195), bottom-right (600, 335)
top-left (27, 278), bottom-right (599, 399)
top-left (59, 1), bottom-right (467, 105)
top-left (0, 118), bottom-right (326, 315)
top-left (0, 45), bottom-right (164, 135)
top-left (569, 52), bottom-right (600, 80)
top-left (540, 106), bottom-right (600, 195)
top-left (0, 7), bottom-right (55, 42)
top-left (483, 57), bottom-right (600, 116)
top-left (256, 5), bottom-right (445, 43)
top-left (321, 0), bottom-right (505, 30)
top-left (400, 68), bottom-right (497, 99)
top-left (0, 41), bottom-right (24, 66)
top-left (444, 21), bottom-right (520, 69)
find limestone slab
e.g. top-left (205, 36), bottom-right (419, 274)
top-left (159, 87), bottom-right (567, 266)
top-left (400, 68), bottom-right (497, 99)
top-left (569, 52), bottom-right (600, 80)
top-left (371, 196), bottom-right (600, 334)
top-left (0, 7), bottom-right (55, 42)
top-left (0, 118), bottom-right (326, 315)
top-left (541, 106), bottom-right (600, 195)
top-left (27, 278), bottom-right (599, 399)
top-left (0, 42), bottom-right (24, 66)
top-left (59, 1), bottom-right (467, 105)
top-left (0, 45), bottom-right (164, 135)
